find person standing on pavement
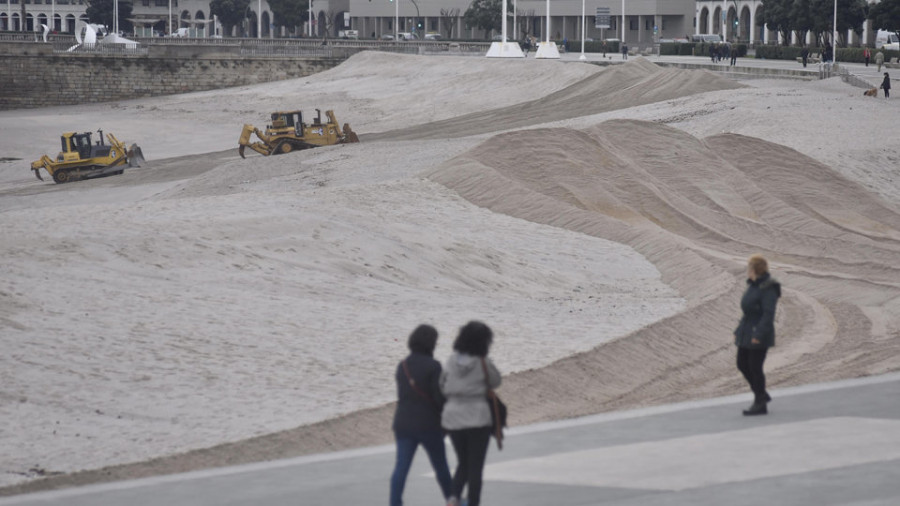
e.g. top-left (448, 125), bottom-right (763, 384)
top-left (882, 72), bottom-right (891, 98)
top-left (801, 46), bottom-right (809, 68)
top-left (734, 255), bottom-right (781, 416)
top-left (876, 50), bottom-right (885, 72)
top-left (864, 46), bottom-right (871, 67)
top-left (390, 324), bottom-right (453, 506)
top-left (441, 321), bottom-right (501, 506)
top-left (622, 42), bottom-right (628, 60)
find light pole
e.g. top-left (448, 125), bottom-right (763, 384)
top-left (722, 0), bottom-right (726, 42)
top-left (394, 0), bottom-right (398, 39)
top-left (308, 0), bottom-right (312, 37)
top-left (832, 0), bottom-right (838, 64)
top-left (257, 0), bottom-right (261, 38)
top-left (409, 0), bottom-right (419, 35)
top-left (580, 0), bottom-right (585, 60)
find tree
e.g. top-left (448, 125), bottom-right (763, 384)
top-left (870, 0), bottom-right (900, 45)
top-left (85, 0), bottom-right (133, 33)
top-left (759, 0), bottom-right (794, 45)
top-left (268, 0), bottom-right (307, 35)
top-left (791, 0), bottom-right (815, 45)
top-left (440, 8), bottom-right (460, 39)
top-left (210, 0), bottom-right (252, 37)
top-left (464, 0), bottom-right (501, 39)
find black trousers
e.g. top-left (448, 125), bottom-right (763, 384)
top-left (448, 426), bottom-right (492, 506)
top-left (737, 347), bottom-right (769, 404)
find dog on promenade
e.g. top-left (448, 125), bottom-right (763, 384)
top-left (864, 87), bottom-right (879, 97)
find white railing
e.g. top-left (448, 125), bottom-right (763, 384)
top-left (52, 41), bottom-right (149, 55)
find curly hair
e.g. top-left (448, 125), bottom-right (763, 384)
top-left (452, 321), bottom-right (493, 357)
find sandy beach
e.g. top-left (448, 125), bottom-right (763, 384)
top-left (2, 52), bottom-right (900, 494)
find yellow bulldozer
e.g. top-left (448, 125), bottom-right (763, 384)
top-left (31, 130), bottom-right (144, 184)
top-left (238, 109), bottom-right (359, 158)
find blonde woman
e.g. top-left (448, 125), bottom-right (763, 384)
top-left (733, 255), bottom-right (781, 415)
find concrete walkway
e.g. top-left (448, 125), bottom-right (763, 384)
top-left (2, 372), bottom-right (899, 505)
top-left (557, 52), bottom-right (890, 88)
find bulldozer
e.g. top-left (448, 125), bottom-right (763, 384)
top-left (31, 130), bottom-right (144, 184)
top-left (238, 109), bottom-right (359, 158)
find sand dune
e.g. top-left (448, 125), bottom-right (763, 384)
top-left (3, 55), bottom-right (900, 495)
top-left (366, 58), bottom-right (744, 141)
top-left (427, 119), bottom-right (900, 420)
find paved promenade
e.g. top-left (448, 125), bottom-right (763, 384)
top-left (2, 372), bottom-right (898, 505)
top-left (558, 51), bottom-right (890, 87)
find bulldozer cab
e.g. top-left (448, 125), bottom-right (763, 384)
top-left (63, 132), bottom-right (95, 160)
top-left (271, 111), bottom-right (305, 136)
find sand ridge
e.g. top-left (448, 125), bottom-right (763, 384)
top-left (2, 55), bottom-right (900, 495)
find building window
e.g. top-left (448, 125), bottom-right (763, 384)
top-left (609, 17), bottom-right (616, 30)
top-left (154, 0), bottom-right (166, 6)
top-left (645, 19), bottom-right (651, 30)
top-left (662, 19), bottom-right (666, 30)
top-left (630, 19), bottom-right (637, 31)
top-left (143, 0), bottom-right (150, 5)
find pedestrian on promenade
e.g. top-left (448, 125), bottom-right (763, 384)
top-left (441, 321), bottom-right (501, 506)
top-left (730, 45), bottom-right (737, 66)
top-left (882, 72), bottom-right (891, 99)
top-left (622, 43), bottom-right (628, 60)
top-left (864, 46), bottom-right (871, 67)
top-left (733, 254), bottom-right (781, 416)
top-left (801, 46), bottom-right (809, 68)
top-left (876, 50), bottom-right (885, 72)
top-left (390, 324), bottom-right (453, 506)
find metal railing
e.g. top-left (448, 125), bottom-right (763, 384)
top-left (10, 34), bottom-right (492, 57)
top-left (52, 41), bottom-right (149, 55)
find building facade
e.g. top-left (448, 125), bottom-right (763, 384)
top-left (695, 0), bottom-right (877, 46)
top-left (340, 0), bottom-right (695, 44)
top-left (3, 0), bottom-right (712, 46)
top-left (0, 0), bottom-right (274, 37)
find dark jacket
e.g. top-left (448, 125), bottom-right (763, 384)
top-left (734, 273), bottom-right (781, 349)
top-left (882, 75), bottom-right (891, 91)
top-left (392, 351), bottom-right (445, 434)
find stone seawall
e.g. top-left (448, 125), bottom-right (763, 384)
top-left (0, 42), bottom-right (349, 111)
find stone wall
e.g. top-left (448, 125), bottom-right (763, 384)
top-left (0, 42), bottom-right (349, 110)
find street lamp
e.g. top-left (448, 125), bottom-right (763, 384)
top-left (833, 0), bottom-right (838, 64)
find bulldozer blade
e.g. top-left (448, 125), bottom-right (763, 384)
top-left (341, 124), bottom-right (360, 144)
top-left (239, 145), bottom-right (246, 159)
top-left (127, 144), bottom-right (145, 168)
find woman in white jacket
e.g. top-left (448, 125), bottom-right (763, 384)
top-left (441, 321), bottom-right (501, 506)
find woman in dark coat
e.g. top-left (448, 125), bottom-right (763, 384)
top-left (390, 324), bottom-right (453, 506)
top-left (881, 72), bottom-right (891, 99)
top-left (734, 254), bottom-right (781, 416)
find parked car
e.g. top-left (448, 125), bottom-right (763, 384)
top-left (691, 34), bottom-right (723, 43)
top-left (876, 30), bottom-right (899, 49)
top-left (380, 33), bottom-right (395, 40)
top-left (425, 32), bottom-right (443, 41)
top-left (397, 32), bottom-right (418, 40)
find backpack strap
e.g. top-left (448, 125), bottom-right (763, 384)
top-left (402, 359), bottom-right (436, 406)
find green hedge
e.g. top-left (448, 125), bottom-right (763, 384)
top-left (562, 40), bottom-right (620, 53)
top-left (660, 42), bottom-right (748, 57)
top-left (755, 45), bottom-right (900, 62)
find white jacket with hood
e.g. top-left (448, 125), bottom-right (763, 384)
top-left (440, 352), bottom-right (501, 430)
